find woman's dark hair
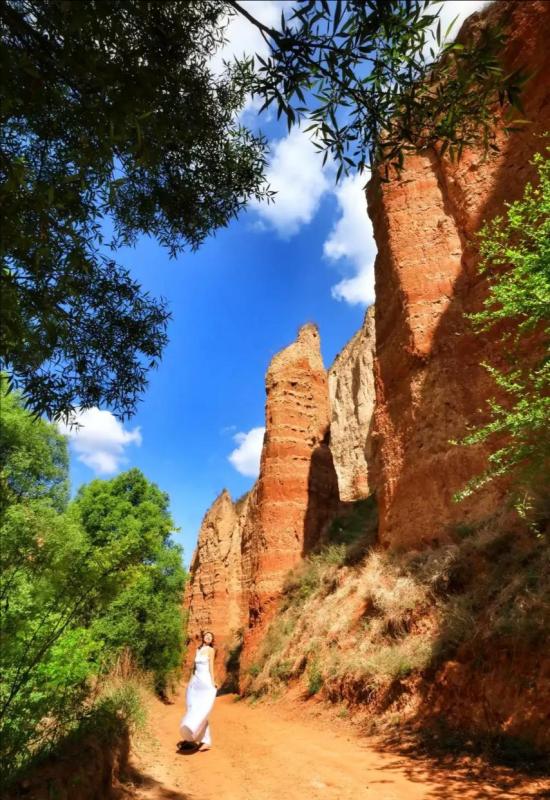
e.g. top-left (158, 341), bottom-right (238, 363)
top-left (201, 630), bottom-right (215, 645)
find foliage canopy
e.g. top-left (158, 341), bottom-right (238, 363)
top-left (231, 0), bottom-right (526, 178)
top-left (0, 0), bottom-right (270, 420)
top-left (0, 0), bottom-right (528, 421)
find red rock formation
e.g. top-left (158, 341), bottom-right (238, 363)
top-left (184, 489), bottom-right (245, 679)
top-left (241, 324), bottom-right (340, 655)
top-left (368, 0), bottom-right (550, 548)
top-left (186, 324), bottom-right (340, 675)
top-left (328, 306), bottom-right (376, 501)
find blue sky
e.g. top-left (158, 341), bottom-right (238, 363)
top-left (64, 163), bottom-right (370, 565)
top-left (59, 0), bottom-right (485, 565)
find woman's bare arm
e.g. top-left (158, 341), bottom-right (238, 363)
top-left (208, 647), bottom-right (217, 688)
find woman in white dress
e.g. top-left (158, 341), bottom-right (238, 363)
top-left (178, 631), bottom-right (217, 752)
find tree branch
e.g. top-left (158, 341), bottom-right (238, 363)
top-left (227, 0), bottom-right (282, 43)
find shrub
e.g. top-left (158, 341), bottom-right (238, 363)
top-left (282, 561), bottom-right (323, 608)
top-left (327, 496), bottom-right (377, 546)
top-left (326, 495), bottom-right (378, 565)
top-left (270, 660), bottom-right (293, 683)
top-left (306, 659), bottom-right (324, 696)
top-left (454, 145), bottom-right (550, 522)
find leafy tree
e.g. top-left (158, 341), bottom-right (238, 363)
top-left (76, 469), bottom-right (187, 691)
top-left (454, 146), bottom-right (550, 519)
top-left (0, 390), bottom-right (186, 779)
top-left (90, 545), bottom-right (186, 694)
top-left (0, 499), bottom-right (104, 777)
top-left (230, 0), bottom-right (526, 177)
top-left (0, 376), bottom-right (68, 511)
top-left (1, 1), bottom-right (526, 421)
top-left (0, 0), bottom-right (270, 420)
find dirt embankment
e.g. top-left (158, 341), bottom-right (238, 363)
top-left (4, 729), bottom-right (130, 800)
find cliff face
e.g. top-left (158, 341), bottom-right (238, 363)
top-left (185, 0), bottom-right (549, 754)
top-left (328, 306), bottom-right (376, 501)
top-left (368, 0), bottom-right (550, 548)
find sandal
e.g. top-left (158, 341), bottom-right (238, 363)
top-left (177, 740), bottom-right (198, 752)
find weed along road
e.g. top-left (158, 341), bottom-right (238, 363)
top-left (124, 685), bottom-right (549, 800)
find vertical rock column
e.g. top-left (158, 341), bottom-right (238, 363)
top-left (185, 489), bottom-right (244, 679)
top-left (241, 324), bottom-right (340, 647)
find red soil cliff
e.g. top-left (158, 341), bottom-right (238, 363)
top-left (368, 0), bottom-right (550, 548)
top-left (184, 2), bottom-right (549, 753)
top-left (186, 324), bottom-right (340, 676)
top-left (328, 306), bottom-right (376, 501)
top-left (240, 323), bottom-right (340, 656)
top-left (184, 489), bottom-right (245, 678)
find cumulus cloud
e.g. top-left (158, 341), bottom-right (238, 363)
top-left (228, 426), bottom-right (265, 478)
top-left (248, 1), bottom-right (488, 302)
top-left (253, 127), bottom-right (330, 238)
top-left (323, 173), bottom-right (376, 307)
top-left (210, 1), bottom-right (286, 77)
top-left (325, 2), bottom-right (487, 307)
top-left (58, 407), bottom-right (142, 475)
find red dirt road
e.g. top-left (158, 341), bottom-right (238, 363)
top-left (124, 685), bottom-right (549, 800)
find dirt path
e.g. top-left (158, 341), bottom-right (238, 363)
top-left (123, 685), bottom-right (548, 800)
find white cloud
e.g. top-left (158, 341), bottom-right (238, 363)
top-left (210, 1), bottom-right (286, 77)
top-left (246, 1), bottom-right (488, 302)
top-left (228, 426), bottom-right (265, 478)
top-left (210, 0), bottom-right (288, 114)
top-left (253, 127), bottom-right (330, 238)
top-left (323, 173), bottom-right (376, 307)
top-left (325, 2), bottom-right (488, 306)
top-left (58, 407), bottom-right (142, 475)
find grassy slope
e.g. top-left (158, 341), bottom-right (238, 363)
top-left (240, 498), bottom-right (550, 764)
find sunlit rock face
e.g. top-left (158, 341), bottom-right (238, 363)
top-left (328, 306), bottom-right (376, 502)
top-left (184, 489), bottom-right (244, 678)
top-left (240, 324), bottom-right (340, 656)
top-left (186, 324), bottom-right (340, 676)
top-left (367, 0), bottom-right (550, 548)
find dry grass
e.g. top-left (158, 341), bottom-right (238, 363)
top-left (244, 500), bottom-right (550, 740)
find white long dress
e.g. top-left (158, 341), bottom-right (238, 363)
top-left (179, 647), bottom-right (217, 746)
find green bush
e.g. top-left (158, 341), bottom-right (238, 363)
top-left (306, 658), bottom-right (324, 696)
top-left (282, 561), bottom-right (323, 608)
top-left (270, 660), bottom-right (293, 683)
top-left (455, 146), bottom-right (550, 521)
top-left (77, 470), bottom-right (187, 692)
top-left (327, 496), bottom-right (377, 546)
top-left (326, 495), bottom-right (378, 565)
top-left (0, 387), bottom-right (186, 781)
